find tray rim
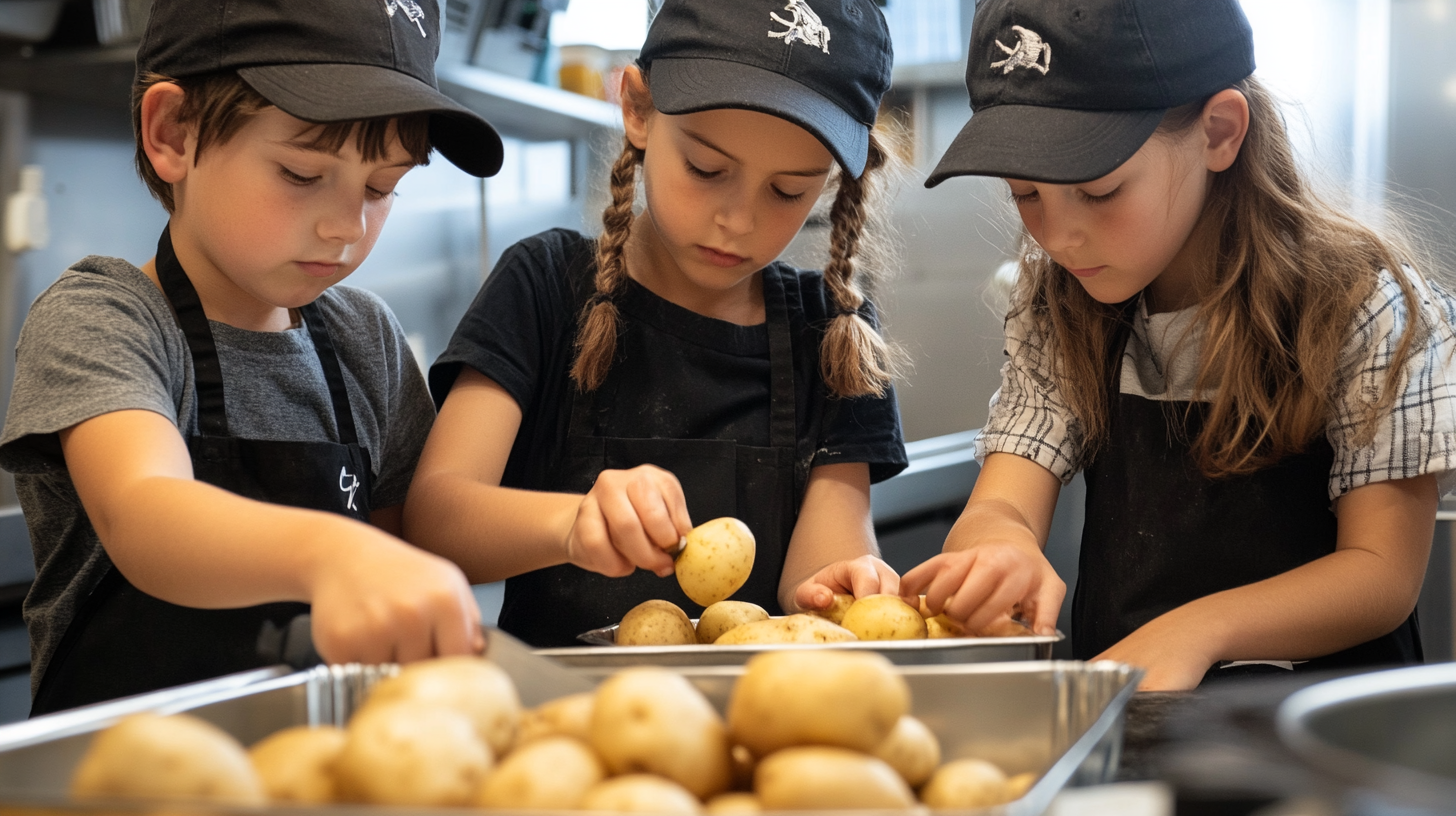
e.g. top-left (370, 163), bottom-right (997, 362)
top-left (553, 617), bottom-right (1064, 654)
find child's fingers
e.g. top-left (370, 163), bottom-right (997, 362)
top-left (569, 499), bottom-right (635, 577)
top-left (794, 580), bottom-right (835, 611)
top-left (431, 588), bottom-right (483, 658)
top-left (871, 558), bottom-right (901, 597)
top-left (956, 571), bottom-right (1031, 634)
top-left (913, 553), bottom-right (974, 617)
top-left (625, 472), bottom-right (684, 553)
top-left (651, 468), bottom-right (694, 537)
top-left (1027, 573), bottom-right (1066, 636)
top-left (596, 486), bottom-right (674, 576)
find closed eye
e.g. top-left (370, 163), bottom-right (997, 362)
top-left (279, 166), bottom-right (320, 186)
top-left (1077, 186), bottom-right (1121, 204)
top-left (365, 186), bottom-right (396, 201)
top-left (771, 186), bottom-right (805, 203)
top-left (1009, 189), bottom-right (1038, 205)
top-left (685, 161), bottom-right (722, 180)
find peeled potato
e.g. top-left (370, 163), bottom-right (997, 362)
top-left (754, 747), bottom-right (915, 810)
top-left (872, 715), bottom-right (941, 787)
top-left (618, 599), bottom-right (697, 646)
top-left (676, 517), bottom-right (756, 606)
top-left (697, 601), bottom-right (770, 644)
top-left (840, 594), bottom-right (928, 640)
top-left (727, 650), bottom-right (909, 757)
top-left (919, 758), bottom-right (1009, 809)
top-left (334, 700), bottom-right (492, 807)
top-left (706, 792), bottom-right (762, 814)
top-left (712, 614), bottom-right (857, 645)
top-left (515, 691), bottom-right (595, 748)
top-left (580, 774), bottom-right (703, 814)
top-left (806, 592), bottom-right (855, 625)
top-left (70, 713), bottom-right (265, 805)
top-left (248, 724), bottom-right (347, 803)
top-left (476, 736), bottom-right (605, 810)
top-left (360, 656), bottom-right (520, 756)
top-left (590, 667), bottom-right (732, 799)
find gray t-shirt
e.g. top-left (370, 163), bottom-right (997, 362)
top-left (0, 255), bottom-right (435, 689)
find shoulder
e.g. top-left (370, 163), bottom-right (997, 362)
top-left (486, 228), bottom-right (597, 308)
top-left (772, 262), bottom-right (879, 329)
top-left (23, 256), bottom-right (175, 343)
top-left (1339, 269), bottom-right (1456, 374)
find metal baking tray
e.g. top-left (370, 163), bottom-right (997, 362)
top-left (1278, 662), bottom-right (1456, 808)
top-left (537, 619), bottom-right (1061, 668)
top-left (0, 630), bottom-right (1136, 816)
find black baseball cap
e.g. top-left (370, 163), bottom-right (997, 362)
top-left (136, 0), bottom-right (503, 178)
top-left (926, 0), bottom-right (1256, 187)
top-left (638, 0), bottom-right (892, 178)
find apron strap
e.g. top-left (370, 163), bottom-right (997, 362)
top-left (763, 266), bottom-right (798, 452)
top-left (298, 303), bottom-right (360, 447)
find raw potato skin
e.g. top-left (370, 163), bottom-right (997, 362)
top-left (806, 593), bottom-right (855, 625)
top-left (706, 792), bottom-right (763, 813)
top-left (1006, 771), bottom-right (1038, 800)
top-left (727, 650), bottom-right (909, 757)
top-left (590, 668), bottom-right (733, 799)
top-left (515, 691), bottom-right (595, 747)
top-left (248, 724), bottom-right (347, 803)
top-left (618, 599), bottom-right (697, 646)
top-left (872, 715), bottom-right (941, 787)
top-left (919, 758), bottom-right (1009, 809)
top-left (754, 747), bottom-right (916, 810)
top-left (334, 701), bottom-right (492, 807)
top-left (476, 736), bottom-right (605, 810)
top-left (924, 614), bottom-right (964, 639)
top-left (360, 656), bottom-right (521, 755)
top-left (840, 595), bottom-right (928, 641)
top-left (70, 713), bottom-right (265, 805)
top-left (580, 774), bottom-right (703, 814)
top-left (697, 601), bottom-right (770, 644)
top-left (712, 614), bottom-right (857, 645)
top-left (677, 517), bottom-right (756, 607)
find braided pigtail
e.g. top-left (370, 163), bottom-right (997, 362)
top-left (820, 132), bottom-right (898, 398)
top-left (571, 139), bottom-right (644, 391)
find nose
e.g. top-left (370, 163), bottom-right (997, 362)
top-left (714, 184), bottom-right (755, 237)
top-left (316, 190), bottom-right (369, 245)
top-left (1034, 192), bottom-right (1086, 255)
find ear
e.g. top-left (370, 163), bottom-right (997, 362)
top-left (140, 82), bottom-right (194, 184)
top-left (619, 65), bottom-right (652, 151)
top-left (1201, 88), bottom-right (1250, 173)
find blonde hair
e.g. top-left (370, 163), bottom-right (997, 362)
top-left (570, 73), bottom-right (901, 398)
top-left (1012, 75), bottom-right (1432, 477)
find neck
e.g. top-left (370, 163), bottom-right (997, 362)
top-left (1146, 208), bottom-right (1221, 314)
top-left (143, 217), bottom-right (296, 332)
top-left (623, 211), bottom-right (766, 326)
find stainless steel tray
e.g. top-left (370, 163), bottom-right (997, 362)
top-left (1278, 662), bottom-right (1456, 808)
top-left (538, 620), bottom-right (1061, 668)
top-left (0, 631), bottom-right (1136, 816)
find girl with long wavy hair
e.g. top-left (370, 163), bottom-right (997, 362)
top-left (907, 0), bottom-right (1456, 689)
top-left (403, 0), bottom-right (908, 646)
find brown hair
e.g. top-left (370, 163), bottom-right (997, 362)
top-left (1011, 75), bottom-right (1432, 477)
top-left (571, 73), bottom-right (902, 398)
top-left (132, 71), bottom-right (432, 212)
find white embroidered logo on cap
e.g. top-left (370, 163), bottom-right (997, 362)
top-left (384, 0), bottom-right (427, 38)
top-left (991, 26), bottom-right (1051, 74)
top-left (769, 0), bottom-right (831, 54)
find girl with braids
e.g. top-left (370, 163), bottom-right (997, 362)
top-left (907, 0), bottom-right (1456, 689)
top-left (404, 0), bottom-right (908, 646)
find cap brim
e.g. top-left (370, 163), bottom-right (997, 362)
top-left (925, 105), bottom-right (1165, 187)
top-left (649, 57), bottom-right (869, 178)
top-left (239, 63), bottom-right (504, 178)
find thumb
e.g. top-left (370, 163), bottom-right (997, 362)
top-left (1028, 581), bottom-right (1063, 637)
top-left (795, 579), bottom-right (834, 611)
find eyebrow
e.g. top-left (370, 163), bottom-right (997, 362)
top-left (683, 129), bottom-right (832, 178)
top-left (278, 139), bottom-right (416, 169)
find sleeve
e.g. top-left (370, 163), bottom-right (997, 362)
top-left (973, 306), bottom-right (1088, 482)
top-left (1328, 271), bottom-right (1456, 499)
top-left (815, 386), bottom-right (908, 484)
top-left (429, 232), bottom-right (578, 412)
top-left (363, 301), bottom-right (436, 509)
top-left (0, 270), bottom-right (180, 475)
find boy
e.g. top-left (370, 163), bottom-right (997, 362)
top-left (0, 0), bottom-right (504, 714)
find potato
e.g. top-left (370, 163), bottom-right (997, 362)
top-left (360, 655), bottom-right (520, 755)
top-left (840, 594), bottom-right (928, 641)
top-left (697, 601), bottom-right (770, 644)
top-left (871, 715), bottom-right (941, 787)
top-left (919, 758), bottom-right (1009, 809)
top-left (729, 744), bottom-right (757, 791)
top-left (706, 792), bottom-right (762, 813)
top-left (590, 667), bottom-right (732, 799)
top-left (676, 517), bottom-right (756, 606)
top-left (70, 713), bottom-right (264, 805)
top-left (580, 774), bottom-right (703, 814)
top-left (618, 599), bottom-right (697, 646)
top-left (924, 614), bottom-right (964, 639)
top-left (712, 614), bottom-right (857, 645)
top-left (334, 700), bottom-right (492, 807)
top-left (727, 650), bottom-right (908, 757)
top-left (1005, 771), bottom-right (1037, 800)
top-left (754, 747), bottom-right (915, 810)
top-left (806, 592), bottom-right (855, 625)
top-left (972, 616), bottom-right (1037, 638)
top-left (476, 736), bottom-right (605, 810)
top-left (515, 691), bottom-right (595, 747)
top-left (248, 724), bottom-right (346, 803)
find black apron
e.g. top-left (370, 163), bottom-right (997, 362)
top-left (1074, 314), bottom-right (1421, 676)
top-left (30, 225), bottom-right (373, 715)
top-left (498, 265), bottom-right (811, 647)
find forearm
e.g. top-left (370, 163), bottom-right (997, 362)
top-left (404, 472), bottom-right (581, 583)
top-left (777, 463), bottom-right (878, 611)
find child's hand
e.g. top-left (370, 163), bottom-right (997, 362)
top-left (565, 465), bottom-right (693, 579)
top-left (900, 539), bottom-right (1064, 637)
top-left (792, 555), bottom-right (900, 611)
top-left (308, 526), bottom-right (484, 665)
top-left (1093, 615), bottom-right (1216, 691)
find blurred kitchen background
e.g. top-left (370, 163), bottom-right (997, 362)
top-left (0, 0), bottom-right (1451, 720)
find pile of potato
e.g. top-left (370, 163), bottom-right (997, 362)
top-left (616, 594), bottom-right (1034, 646)
top-left (68, 651), bottom-right (1035, 812)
